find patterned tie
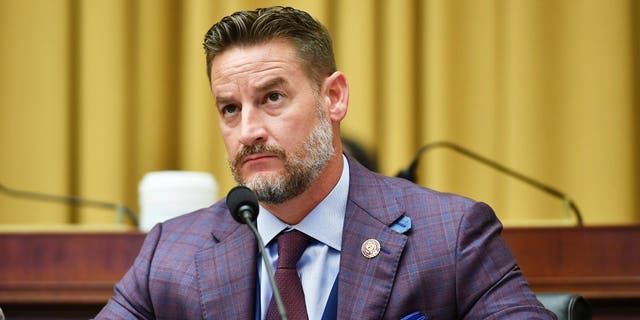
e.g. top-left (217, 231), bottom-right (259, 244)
top-left (266, 230), bottom-right (311, 320)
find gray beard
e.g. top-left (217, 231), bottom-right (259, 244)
top-left (229, 110), bottom-right (334, 204)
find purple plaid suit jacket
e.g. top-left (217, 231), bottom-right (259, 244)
top-left (96, 156), bottom-right (554, 319)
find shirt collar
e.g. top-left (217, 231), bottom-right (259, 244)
top-left (257, 155), bottom-right (349, 251)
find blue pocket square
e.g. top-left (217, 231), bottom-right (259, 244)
top-left (400, 311), bottom-right (427, 320)
top-left (390, 215), bottom-right (412, 234)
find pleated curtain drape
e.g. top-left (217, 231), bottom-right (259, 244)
top-left (1, 0), bottom-right (638, 226)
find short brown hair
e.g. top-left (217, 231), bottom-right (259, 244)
top-left (203, 6), bottom-right (336, 88)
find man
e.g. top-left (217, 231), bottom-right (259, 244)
top-left (97, 6), bottom-right (554, 319)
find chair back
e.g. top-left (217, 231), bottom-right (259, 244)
top-left (536, 293), bottom-right (592, 320)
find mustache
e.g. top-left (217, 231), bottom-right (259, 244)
top-left (232, 143), bottom-right (287, 168)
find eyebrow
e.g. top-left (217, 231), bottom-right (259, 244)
top-left (215, 95), bottom-right (234, 107)
top-left (255, 77), bottom-right (287, 93)
top-left (214, 76), bottom-right (289, 106)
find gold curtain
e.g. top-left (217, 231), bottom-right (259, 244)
top-left (1, 0), bottom-right (638, 227)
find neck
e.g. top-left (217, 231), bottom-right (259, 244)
top-left (262, 152), bottom-right (344, 225)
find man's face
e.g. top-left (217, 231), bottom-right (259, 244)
top-left (210, 39), bottom-right (335, 204)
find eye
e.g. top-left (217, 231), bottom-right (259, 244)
top-left (221, 104), bottom-right (240, 117)
top-left (265, 92), bottom-right (284, 104)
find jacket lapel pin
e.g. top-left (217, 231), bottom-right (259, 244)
top-left (361, 238), bottom-right (381, 258)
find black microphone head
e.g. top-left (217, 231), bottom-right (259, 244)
top-left (226, 185), bottom-right (259, 224)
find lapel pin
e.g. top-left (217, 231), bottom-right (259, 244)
top-left (361, 239), bottom-right (381, 258)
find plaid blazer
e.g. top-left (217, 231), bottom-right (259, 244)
top-left (96, 156), bottom-right (554, 319)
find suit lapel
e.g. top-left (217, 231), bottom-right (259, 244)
top-left (195, 225), bottom-right (258, 319)
top-left (337, 158), bottom-right (409, 319)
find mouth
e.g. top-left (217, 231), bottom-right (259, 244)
top-left (241, 153), bottom-right (278, 166)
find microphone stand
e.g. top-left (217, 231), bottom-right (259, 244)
top-left (242, 214), bottom-right (288, 320)
top-left (227, 186), bottom-right (287, 319)
top-left (396, 141), bottom-right (584, 227)
top-left (0, 182), bottom-right (139, 226)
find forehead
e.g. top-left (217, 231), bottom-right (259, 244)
top-left (210, 39), bottom-right (305, 85)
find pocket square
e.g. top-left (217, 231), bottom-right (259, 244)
top-left (400, 311), bottom-right (427, 320)
top-left (390, 215), bottom-right (412, 234)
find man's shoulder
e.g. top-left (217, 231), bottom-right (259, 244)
top-left (349, 159), bottom-right (477, 210)
top-left (347, 159), bottom-right (490, 238)
top-left (149, 199), bottom-right (241, 248)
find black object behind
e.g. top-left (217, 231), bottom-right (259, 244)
top-left (537, 293), bottom-right (592, 320)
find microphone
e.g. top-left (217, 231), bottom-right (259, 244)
top-left (226, 185), bottom-right (259, 223)
top-left (0, 182), bottom-right (138, 226)
top-left (226, 186), bottom-right (288, 320)
top-left (396, 141), bottom-right (584, 227)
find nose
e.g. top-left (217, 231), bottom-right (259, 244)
top-left (238, 105), bottom-right (267, 146)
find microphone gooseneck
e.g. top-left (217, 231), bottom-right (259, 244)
top-left (395, 141), bottom-right (584, 227)
top-left (226, 186), bottom-right (288, 320)
top-left (0, 182), bottom-right (139, 226)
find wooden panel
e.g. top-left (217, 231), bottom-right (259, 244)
top-left (503, 226), bottom-right (640, 320)
top-left (1, 226), bottom-right (639, 319)
top-left (502, 226), bottom-right (640, 299)
top-left (0, 232), bottom-right (144, 304)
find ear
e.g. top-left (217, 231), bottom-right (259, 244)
top-left (321, 71), bottom-right (349, 122)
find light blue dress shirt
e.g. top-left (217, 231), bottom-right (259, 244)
top-left (256, 155), bottom-right (349, 320)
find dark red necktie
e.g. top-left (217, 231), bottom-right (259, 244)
top-left (266, 230), bottom-right (311, 320)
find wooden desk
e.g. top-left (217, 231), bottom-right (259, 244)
top-left (0, 231), bottom-right (145, 319)
top-left (503, 226), bottom-right (640, 298)
top-left (502, 226), bottom-right (640, 319)
top-left (1, 226), bottom-right (639, 319)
